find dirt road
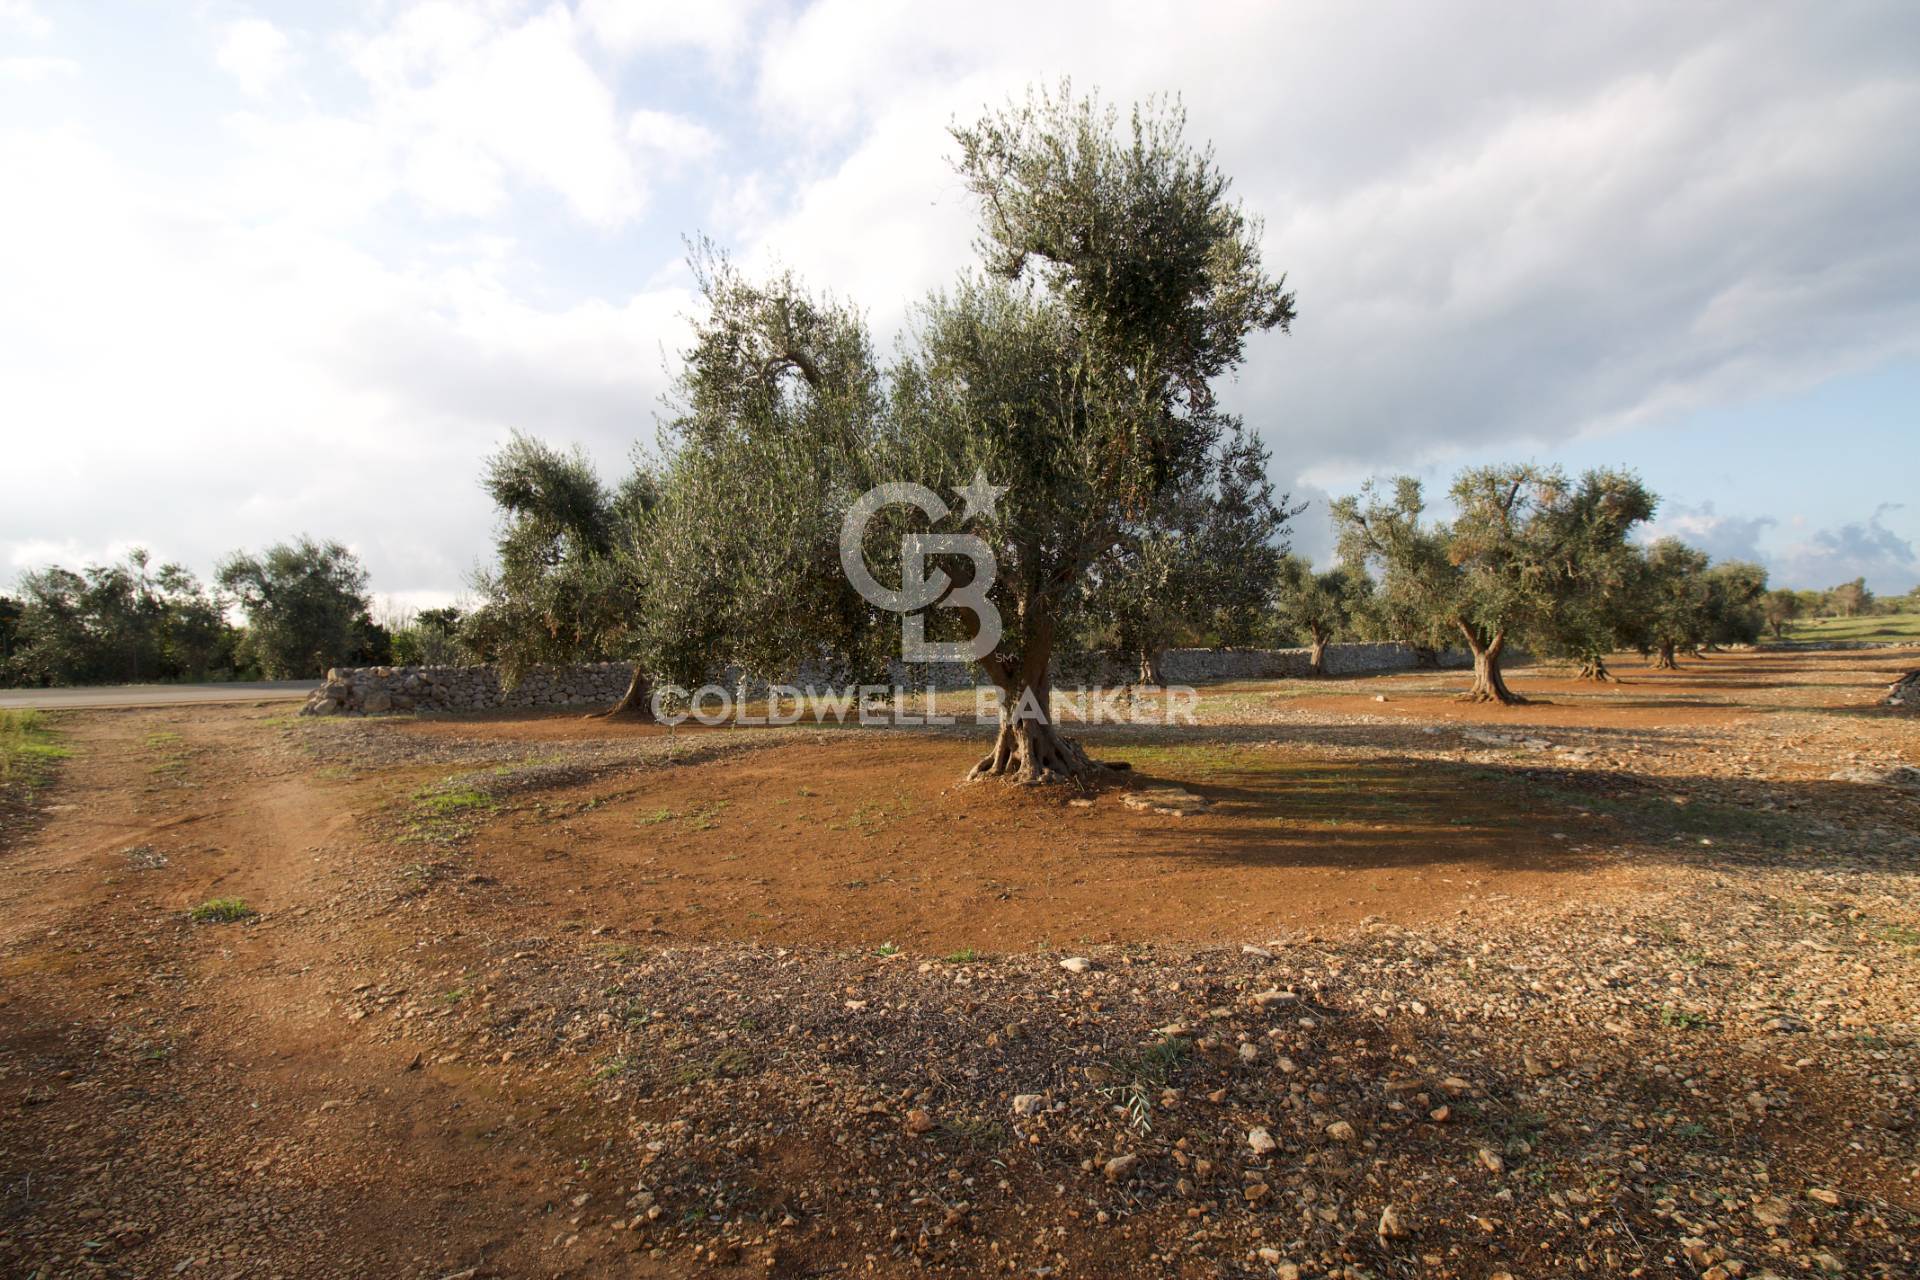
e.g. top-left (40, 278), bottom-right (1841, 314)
top-left (0, 681), bottom-right (313, 711)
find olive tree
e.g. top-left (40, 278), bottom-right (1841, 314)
top-left (637, 256), bottom-right (898, 701)
top-left (1270, 554), bottom-right (1366, 676)
top-left (463, 433), bottom-right (657, 717)
top-left (1332, 466), bottom-right (1655, 703)
top-left (645, 89), bottom-right (1295, 784)
top-left (922, 90), bottom-right (1294, 779)
top-left (1635, 538), bottom-right (1712, 669)
top-left (1761, 587), bottom-right (1803, 639)
top-left (1080, 425), bottom-right (1294, 686)
top-left (216, 537), bottom-right (378, 679)
top-left (1701, 560), bottom-right (1769, 650)
top-left (1827, 578), bottom-right (1871, 617)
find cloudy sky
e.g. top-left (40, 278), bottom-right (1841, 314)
top-left (4, 1), bottom-right (1919, 606)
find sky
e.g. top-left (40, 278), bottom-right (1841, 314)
top-left (3, 0), bottom-right (1919, 609)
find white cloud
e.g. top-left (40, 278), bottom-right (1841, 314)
top-left (628, 107), bottom-right (720, 166)
top-left (1775, 506), bottom-right (1918, 593)
top-left (579, 0), bottom-right (765, 60)
top-left (215, 18), bottom-right (291, 98)
top-left (345, 2), bottom-right (646, 226)
top-left (0, 0), bottom-right (49, 38)
top-left (733, 3), bottom-right (1920, 478)
top-left (1639, 502), bottom-right (1776, 564)
top-left (0, 118), bottom-right (688, 597)
top-left (1, 55), bottom-right (75, 81)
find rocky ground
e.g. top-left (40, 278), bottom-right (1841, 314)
top-left (0, 649), bottom-right (1914, 1278)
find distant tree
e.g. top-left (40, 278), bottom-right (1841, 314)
top-left (1082, 426), bottom-right (1294, 685)
top-left (217, 537), bottom-right (379, 679)
top-left (1827, 577), bottom-right (1872, 617)
top-left (464, 434), bottom-right (657, 717)
top-left (1193, 436), bottom-right (1297, 652)
top-left (1270, 554), bottom-right (1366, 676)
top-left (1761, 588), bottom-right (1804, 640)
top-left (390, 605), bottom-right (467, 667)
top-left (150, 562), bottom-right (231, 678)
top-left (1635, 539), bottom-right (1712, 669)
top-left (1342, 560), bottom-right (1442, 664)
top-left (1535, 535), bottom-right (1643, 683)
top-left (415, 606), bottom-right (464, 635)
top-left (1332, 467), bottom-right (1655, 703)
top-left (1701, 560), bottom-right (1768, 649)
top-left (6, 550), bottom-right (232, 686)
top-left (0, 595), bottom-right (20, 668)
top-left (7, 568), bottom-right (96, 686)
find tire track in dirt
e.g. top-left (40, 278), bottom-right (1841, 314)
top-left (0, 707), bottom-right (662, 1278)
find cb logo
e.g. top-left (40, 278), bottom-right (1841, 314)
top-left (839, 473), bottom-right (1004, 662)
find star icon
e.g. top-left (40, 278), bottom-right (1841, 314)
top-left (952, 469), bottom-right (1006, 523)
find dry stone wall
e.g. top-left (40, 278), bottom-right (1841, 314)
top-left (301, 663), bottom-right (632, 716)
top-left (1156, 641), bottom-right (1470, 681)
top-left (302, 642), bottom-right (1467, 716)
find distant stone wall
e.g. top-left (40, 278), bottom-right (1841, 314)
top-left (1156, 642), bottom-right (1471, 681)
top-left (303, 642), bottom-right (1469, 716)
top-left (1762, 640), bottom-right (1911, 651)
top-left (301, 662), bottom-right (633, 716)
top-left (786, 642), bottom-right (1470, 692)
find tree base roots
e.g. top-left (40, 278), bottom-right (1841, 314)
top-left (1455, 688), bottom-right (1530, 705)
top-left (967, 724), bottom-right (1113, 788)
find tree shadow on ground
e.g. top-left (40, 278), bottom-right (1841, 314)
top-left (1095, 746), bottom-right (1920, 881)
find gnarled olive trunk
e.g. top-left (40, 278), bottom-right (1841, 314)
top-left (1458, 625), bottom-right (1524, 704)
top-left (1138, 648), bottom-right (1166, 688)
top-left (969, 643), bottom-right (1104, 787)
top-left (1307, 629), bottom-right (1329, 677)
top-left (1576, 655), bottom-right (1614, 682)
top-left (1651, 643), bottom-right (1678, 670)
top-left (595, 664), bottom-right (654, 720)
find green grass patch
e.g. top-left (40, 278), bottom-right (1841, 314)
top-left (1870, 923), bottom-right (1920, 948)
top-left (189, 897), bottom-right (255, 924)
top-left (0, 709), bottom-right (72, 788)
top-left (415, 786), bottom-right (494, 816)
top-left (944, 1114), bottom-right (1008, 1150)
top-left (1781, 614), bottom-right (1920, 644)
top-left (400, 778), bottom-right (504, 846)
top-left (671, 1044), bottom-right (753, 1086)
top-left (1111, 742), bottom-right (1274, 778)
top-left (591, 1054), bottom-right (632, 1082)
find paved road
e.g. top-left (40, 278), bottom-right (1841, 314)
top-left (0, 681), bottom-right (315, 710)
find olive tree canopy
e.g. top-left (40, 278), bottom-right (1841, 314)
top-left (641, 88), bottom-right (1295, 783)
